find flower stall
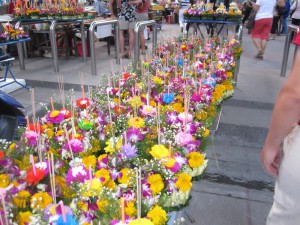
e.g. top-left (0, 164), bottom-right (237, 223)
top-left (0, 35), bottom-right (241, 225)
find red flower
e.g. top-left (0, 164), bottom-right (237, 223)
top-left (60, 108), bottom-right (72, 119)
top-left (28, 123), bottom-right (44, 133)
top-left (0, 151), bottom-right (4, 160)
top-left (76, 98), bottom-right (90, 109)
top-left (25, 168), bottom-right (45, 186)
top-left (122, 73), bottom-right (131, 81)
top-left (181, 45), bottom-right (187, 51)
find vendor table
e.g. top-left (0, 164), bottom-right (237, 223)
top-left (184, 19), bottom-right (242, 40)
top-left (15, 18), bottom-right (89, 73)
top-left (0, 37), bottom-right (30, 70)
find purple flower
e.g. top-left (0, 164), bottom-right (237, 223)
top-left (47, 110), bottom-right (64, 124)
top-left (166, 111), bottom-right (179, 125)
top-left (65, 139), bottom-right (84, 153)
top-left (190, 93), bottom-right (202, 102)
top-left (126, 128), bottom-right (144, 142)
top-left (185, 123), bottom-right (197, 134)
top-left (24, 130), bottom-right (38, 146)
top-left (66, 165), bottom-right (88, 184)
top-left (122, 143), bottom-right (138, 159)
top-left (186, 140), bottom-right (201, 152)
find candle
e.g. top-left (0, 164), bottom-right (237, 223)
top-left (89, 165), bottom-right (92, 186)
top-left (30, 155), bottom-right (36, 176)
top-left (59, 201), bottom-right (67, 222)
top-left (50, 97), bottom-right (55, 111)
top-left (121, 197), bottom-right (125, 223)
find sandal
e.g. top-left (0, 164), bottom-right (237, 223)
top-left (123, 53), bottom-right (132, 59)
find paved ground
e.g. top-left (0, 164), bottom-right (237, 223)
top-left (1, 22), bottom-right (296, 225)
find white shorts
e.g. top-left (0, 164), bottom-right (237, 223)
top-left (118, 19), bottom-right (136, 30)
top-left (267, 125), bottom-right (300, 225)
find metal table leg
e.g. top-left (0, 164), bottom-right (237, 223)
top-left (50, 20), bottom-right (59, 73)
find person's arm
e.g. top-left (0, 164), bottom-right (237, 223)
top-left (261, 49), bottom-right (300, 177)
top-left (290, 0), bottom-right (296, 11)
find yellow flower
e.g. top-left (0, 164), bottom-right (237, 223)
top-left (50, 110), bottom-right (60, 118)
top-left (118, 168), bottom-right (134, 186)
top-left (82, 155), bottom-right (97, 169)
top-left (56, 176), bottom-right (76, 199)
top-left (187, 152), bottom-right (204, 168)
top-left (128, 218), bottom-right (154, 225)
top-left (226, 71), bottom-right (233, 78)
top-left (175, 173), bottom-right (192, 192)
top-left (195, 110), bottom-right (207, 120)
top-left (9, 143), bottom-right (16, 150)
top-left (147, 174), bottom-right (164, 195)
top-left (30, 192), bottom-right (52, 209)
top-left (104, 137), bottom-right (122, 154)
top-left (201, 127), bottom-right (210, 137)
top-left (77, 200), bottom-right (88, 212)
top-left (17, 211), bottom-right (32, 225)
top-left (95, 168), bottom-right (111, 185)
top-left (81, 179), bottom-right (103, 197)
top-left (97, 199), bottom-right (109, 213)
top-left (105, 179), bottom-right (116, 190)
top-left (125, 201), bottom-right (137, 217)
top-left (12, 190), bottom-right (31, 208)
top-left (127, 117), bottom-right (145, 128)
top-left (149, 145), bottom-right (169, 159)
top-left (162, 157), bottom-right (176, 168)
top-left (172, 102), bottom-right (184, 113)
top-left (14, 155), bottom-right (30, 171)
top-left (152, 76), bottom-right (163, 85)
top-left (147, 205), bottom-right (167, 225)
top-left (0, 174), bottom-right (9, 188)
top-left (129, 96), bottom-right (143, 109)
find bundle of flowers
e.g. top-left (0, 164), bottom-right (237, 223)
top-left (214, 3), bottom-right (227, 20)
top-left (26, 7), bottom-right (40, 19)
top-left (227, 2), bottom-right (242, 21)
top-left (0, 22), bottom-right (28, 42)
top-left (0, 36), bottom-right (240, 224)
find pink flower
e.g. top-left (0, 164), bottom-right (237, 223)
top-left (24, 130), bottom-right (39, 146)
top-left (175, 131), bottom-right (193, 146)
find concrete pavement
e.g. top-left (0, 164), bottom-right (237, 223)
top-left (1, 22), bottom-right (296, 225)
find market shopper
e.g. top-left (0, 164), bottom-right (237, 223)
top-left (136, 0), bottom-right (150, 54)
top-left (261, 43), bottom-right (300, 225)
top-left (290, 0), bottom-right (300, 26)
top-left (178, 0), bottom-right (191, 32)
top-left (250, 0), bottom-right (276, 60)
top-left (269, 0), bottom-right (286, 40)
top-left (280, 0), bottom-right (290, 34)
top-left (117, 0), bottom-right (142, 58)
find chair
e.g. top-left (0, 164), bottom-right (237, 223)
top-left (0, 53), bottom-right (29, 90)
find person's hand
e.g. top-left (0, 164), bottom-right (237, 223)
top-left (109, 15), bottom-right (116, 19)
top-left (260, 144), bottom-right (281, 177)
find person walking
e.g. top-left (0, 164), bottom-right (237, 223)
top-left (269, 0), bottom-right (286, 40)
top-left (290, 0), bottom-right (300, 26)
top-left (136, 0), bottom-right (150, 54)
top-left (280, 0), bottom-right (290, 34)
top-left (250, 0), bottom-right (276, 60)
top-left (242, 0), bottom-right (253, 25)
top-left (178, 0), bottom-right (191, 32)
top-left (261, 44), bottom-right (300, 225)
top-left (117, 0), bottom-right (142, 58)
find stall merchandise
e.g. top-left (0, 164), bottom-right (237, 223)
top-left (0, 35), bottom-right (242, 225)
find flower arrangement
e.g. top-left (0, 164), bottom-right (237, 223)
top-left (227, 2), bottom-right (242, 21)
top-left (0, 22), bottom-right (28, 41)
top-left (26, 7), bottom-right (40, 19)
top-left (0, 35), bottom-right (240, 224)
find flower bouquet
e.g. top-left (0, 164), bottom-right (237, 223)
top-left (26, 7), bottom-right (40, 19)
top-left (226, 2), bottom-right (242, 22)
top-left (0, 35), bottom-right (240, 224)
top-left (214, 3), bottom-right (227, 21)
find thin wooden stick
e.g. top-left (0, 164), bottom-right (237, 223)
top-left (30, 88), bottom-right (36, 124)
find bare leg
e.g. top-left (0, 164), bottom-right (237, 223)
top-left (139, 30), bottom-right (146, 53)
top-left (261, 39), bottom-right (267, 54)
top-left (119, 29), bottom-right (125, 57)
top-left (128, 28), bottom-right (134, 57)
top-left (252, 37), bottom-right (262, 53)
